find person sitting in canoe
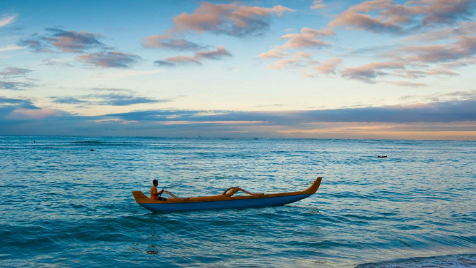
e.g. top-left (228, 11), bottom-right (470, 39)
top-left (151, 179), bottom-right (167, 201)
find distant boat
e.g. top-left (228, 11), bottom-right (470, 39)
top-left (132, 177), bottom-right (322, 213)
top-left (378, 155), bottom-right (387, 158)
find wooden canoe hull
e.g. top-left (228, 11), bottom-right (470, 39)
top-left (133, 177), bottom-right (321, 213)
top-left (138, 194), bottom-right (312, 212)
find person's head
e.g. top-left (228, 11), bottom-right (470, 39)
top-left (153, 179), bottom-right (158, 186)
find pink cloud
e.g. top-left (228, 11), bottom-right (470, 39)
top-left (171, 3), bottom-right (293, 36)
top-left (155, 45), bottom-right (232, 67)
top-left (312, 57), bottom-right (342, 75)
top-left (8, 108), bottom-right (65, 120)
top-left (266, 51), bottom-right (317, 70)
top-left (403, 36), bottom-right (476, 63)
top-left (328, 0), bottom-right (475, 34)
top-left (279, 27), bottom-right (334, 50)
top-left (310, 0), bottom-right (326, 9)
top-left (257, 49), bottom-right (288, 59)
top-left (404, 21), bottom-right (476, 42)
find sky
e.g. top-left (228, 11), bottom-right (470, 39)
top-left (1, 0), bottom-right (476, 139)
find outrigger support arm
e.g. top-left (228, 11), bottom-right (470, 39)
top-left (222, 187), bottom-right (263, 197)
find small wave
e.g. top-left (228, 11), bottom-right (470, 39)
top-left (356, 253), bottom-right (476, 268)
top-left (71, 141), bottom-right (104, 144)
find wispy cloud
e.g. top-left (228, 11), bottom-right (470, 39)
top-left (0, 81), bottom-right (36, 90)
top-left (385, 81), bottom-right (427, 87)
top-left (19, 28), bottom-right (106, 53)
top-left (306, 57), bottom-right (342, 76)
top-left (311, 0), bottom-right (326, 9)
top-left (0, 45), bottom-right (26, 52)
top-left (0, 67), bottom-right (32, 77)
top-left (342, 61), bottom-right (406, 82)
top-left (143, 34), bottom-right (207, 51)
top-left (77, 51), bottom-right (141, 68)
top-left (0, 14), bottom-right (17, 28)
top-left (402, 36), bottom-right (476, 63)
top-left (155, 45), bottom-right (232, 67)
top-left (50, 92), bottom-right (169, 106)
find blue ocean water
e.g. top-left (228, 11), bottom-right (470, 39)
top-left (1, 136), bottom-right (475, 267)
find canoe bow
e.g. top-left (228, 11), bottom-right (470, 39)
top-left (132, 177), bottom-right (322, 212)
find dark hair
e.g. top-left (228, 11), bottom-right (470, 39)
top-left (153, 179), bottom-right (158, 184)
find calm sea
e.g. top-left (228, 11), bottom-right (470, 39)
top-left (1, 136), bottom-right (475, 267)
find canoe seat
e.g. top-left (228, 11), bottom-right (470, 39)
top-left (222, 187), bottom-right (264, 197)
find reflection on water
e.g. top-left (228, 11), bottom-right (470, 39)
top-left (0, 136), bottom-right (475, 267)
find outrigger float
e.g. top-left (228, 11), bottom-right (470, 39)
top-left (132, 177), bottom-right (322, 212)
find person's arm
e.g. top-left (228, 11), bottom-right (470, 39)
top-left (158, 189), bottom-right (164, 196)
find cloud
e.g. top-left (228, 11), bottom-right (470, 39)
top-left (90, 88), bottom-right (134, 93)
top-left (143, 2), bottom-right (293, 52)
top-left (404, 21), bottom-right (476, 42)
top-left (385, 81), bottom-right (427, 87)
top-left (328, 0), bottom-right (476, 34)
top-left (103, 98), bottom-right (476, 125)
top-left (41, 57), bottom-right (75, 67)
top-left (155, 45), bottom-right (232, 67)
top-left (402, 35), bottom-right (476, 63)
top-left (341, 34), bottom-right (476, 83)
top-left (258, 28), bottom-right (335, 72)
top-left (342, 61), bottom-right (406, 82)
top-left (311, 0), bottom-right (326, 9)
top-left (2, 95), bottom-right (476, 139)
top-left (19, 28), bottom-right (106, 53)
top-left (50, 96), bottom-right (88, 105)
top-left (310, 57), bottom-right (342, 75)
top-left (0, 67), bottom-right (32, 77)
top-left (18, 37), bottom-right (51, 53)
top-left (278, 27), bottom-right (334, 50)
top-left (0, 45), bottom-right (26, 52)
top-left (195, 45), bottom-right (232, 59)
top-left (0, 14), bottom-right (17, 27)
top-left (328, 0), bottom-right (401, 33)
top-left (154, 60), bottom-right (177, 67)
top-left (50, 93), bottom-right (169, 106)
top-left (0, 81), bottom-right (35, 90)
top-left (45, 28), bottom-right (105, 53)
top-left (0, 96), bottom-right (38, 109)
top-left (440, 57), bottom-right (476, 68)
top-left (77, 51), bottom-right (141, 68)
top-left (8, 108), bottom-right (66, 120)
top-left (266, 51), bottom-right (315, 70)
top-left (257, 48), bottom-right (288, 59)
top-left (143, 34), bottom-right (206, 51)
top-left (170, 2), bottom-right (294, 37)
top-left (93, 94), bottom-right (169, 106)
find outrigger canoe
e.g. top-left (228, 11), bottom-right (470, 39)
top-left (132, 177), bottom-right (322, 212)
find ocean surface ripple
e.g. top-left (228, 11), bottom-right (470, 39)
top-left (1, 136), bottom-right (475, 267)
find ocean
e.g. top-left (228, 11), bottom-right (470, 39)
top-left (1, 136), bottom-right (475, 267)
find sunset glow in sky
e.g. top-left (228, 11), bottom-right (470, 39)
top-left (1, 0), bottom-right (476, 139)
